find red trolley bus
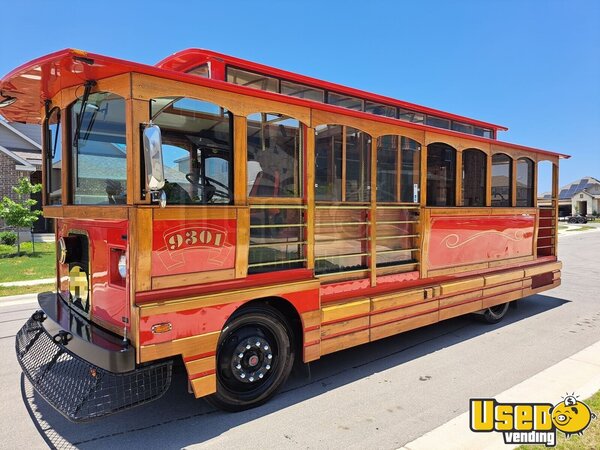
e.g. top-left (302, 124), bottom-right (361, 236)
top-left (1, 48), bottom-right (567, 420)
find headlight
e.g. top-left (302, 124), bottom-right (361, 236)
top-left (118, 254), bottom-right (127, 278)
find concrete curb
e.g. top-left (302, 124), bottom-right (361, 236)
top-left (0, 293), bottom-right (39, 307)
top-left (399, 340), bottom-right (600, 450)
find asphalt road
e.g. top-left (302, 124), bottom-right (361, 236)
top-left (0, 230), bottom-right (599, 450)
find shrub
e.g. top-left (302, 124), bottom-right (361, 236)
top-left (0, 231), bottom-right (17, 246)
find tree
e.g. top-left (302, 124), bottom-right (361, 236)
top-left (0, 177), bottom-right (42, 254)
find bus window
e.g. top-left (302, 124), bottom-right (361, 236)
top-left (247, 113), bottom-right (302, 198)
top-left (462, 149), bottom-right (487, 206)
top-left (492, 153), bottom-right (512, 207)
top-left (45, 107), bottom-right (62, 205)
top-left (376, 136), bottom-right (421, 203)
top-left (516, 158), bottom-right (534, 207)
top-left (71, 92), bottom-right (126, 205)
top-left (151, 97), bottom-right (233, 205)
top-left (315, 125), bottom-right (343, 201)
top-left (426, 143), bottom-right (456, 206)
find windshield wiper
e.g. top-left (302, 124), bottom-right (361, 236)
top-left (72, 80), bottom-right (97, 148)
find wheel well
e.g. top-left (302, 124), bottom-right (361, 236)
top-left (233, 297), bottom-right (303, 360)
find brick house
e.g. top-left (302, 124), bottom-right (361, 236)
top-left (0, 118), bottom-right (51, 233)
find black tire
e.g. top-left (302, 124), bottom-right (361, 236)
top-left (207, 306), bottom-right (295, 411)
top-left (480, 302), bottom-right (510, 324)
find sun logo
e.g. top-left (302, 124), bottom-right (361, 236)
top-left (551, 394), bottom-right (597, 438)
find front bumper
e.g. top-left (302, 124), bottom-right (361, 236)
top-left (15, 293), bottom-right (172, 422)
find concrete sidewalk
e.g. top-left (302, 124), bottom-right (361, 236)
top-left (0, 278), bottom-right (54, 287)
top-left (400, 341), bottom-right (600, 450)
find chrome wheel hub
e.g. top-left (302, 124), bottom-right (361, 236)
top-left (231, 336), bottom-right (273, 383)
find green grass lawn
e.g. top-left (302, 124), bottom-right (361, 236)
top-left (516, 390), bottom-right (600, 450)
top-left (0, 242), bottom-right (56, 283)
top-left (0, 283), bottom-right (55, 297)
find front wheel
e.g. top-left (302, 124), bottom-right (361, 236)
top-left (208, 306), bottom-right (295, 411)
top-left (480, 302), bottom-right (510, 324)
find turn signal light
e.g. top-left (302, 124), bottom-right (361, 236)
top-left (151, 322), bottom-right (172, 334)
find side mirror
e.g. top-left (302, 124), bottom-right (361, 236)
top-left (143, 123), bottom-right (165, 191)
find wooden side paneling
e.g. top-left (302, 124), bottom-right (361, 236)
top-left (371, 289), bottom-right (425, 312)
top-left (304, 343), bottom-right (321, 362)
top-left (439, 300), bottom-right (483, 320)
top-left (151, 269), bottom-right (236, 290)
top-left (370, 311), bottom-right (438, 342)
top-left (301, 310), bottom-right (321, 329)
top-left (233, 115), bottom-right (248, 206)
top-left (439, 289), bottom-right (483, 308)
top-left (370, 300), bottom-right (439, 326)
top-left (524, 262), bottom-right (562, 277)
top-left (440, 277), bottom-right (484, 295)
top-left (320, 329), bottom-right (370, 355)
top-left (484, 270), bottom-right (525, 286)
top-left (134, 207), bottom-right (153, 292)
top-left (321, 316), bottom-right (369, 338)
top-left (235, 207), bottom-right (250, 279)
top-left (481, 290), bottom-right (523, 309)
top-left (321, 298), bottom-right (370, 323)
top-left (483, 280), bottom-right (523, 297)
top-left (190, 374), bottom-right (217, 398)
top-left (185, 356), bottom-right (215, 376)
top-left (305, 128), bottom-right (315, 270)
top-left (139, 330), bottom-right (220, 362)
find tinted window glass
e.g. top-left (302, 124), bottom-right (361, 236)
top-left (516, 158), bottom-right (534, 207)
top-left (491, 153), bottom-right (512, 207)
top-left (426, 143), bottom-right (456, 206)
top-left (462, 149), bottom-right (487, 206)
top-left (188, 64), bottom-right (209, 78)
top-left (280, 80), bottom-right (324, 102)
top-left (247, 113), bottom-right (302, 197)
top-left (452, 121), bottom-right (473, 134)
top-left (45, 107), bottom-right (62, 205)
top-left (71, 92), bottom-right (126, 205)
top-left (327, 92), bottom-right (363, 111)
top-left (152, 97), bottom-right (233, 205)
top-left (376, 135), bottom-right (420, 203)
top-left (365, 101), bottom-right (396, 118)
top-left (227, 67), bottom-right (278, 92)
top-left (315, 125), bottom-right (343, 201)
top-left (345, 128), bottom-right (371, 202)
top-left (426, 115), bottom-right (451, 129)
top-left (398, 108), bottom-right (425, 124)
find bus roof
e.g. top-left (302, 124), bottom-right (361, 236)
top-left (157, 48), bottom-right (508, 133)
top-left (0, 48), bottom-right (569, 159)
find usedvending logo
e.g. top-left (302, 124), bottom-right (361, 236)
top-left (470, 394), bottom-right (596, 446)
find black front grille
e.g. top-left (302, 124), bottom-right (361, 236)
top-left (16, 316), bottom-right (172, 422)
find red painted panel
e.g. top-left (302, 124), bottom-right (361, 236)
top-left (151, 219), bottom-right (236, 277)
top-left (427, 215), bottom-right (535, 270)
top-left (56, 219), bottom-right (129, 331)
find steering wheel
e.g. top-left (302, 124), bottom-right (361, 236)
top-left (185, 173), bottom-right (231, 202)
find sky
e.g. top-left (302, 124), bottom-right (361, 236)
top-left (1, 0), bottom-right (598, 193)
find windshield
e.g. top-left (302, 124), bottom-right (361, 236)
top-left (71, 92), bottom-right (127, 205)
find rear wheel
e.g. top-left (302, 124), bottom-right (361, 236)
top-left (208, 306), bottom-right (295, 411)
top-left (480, 302), bottom-right (510, 324)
